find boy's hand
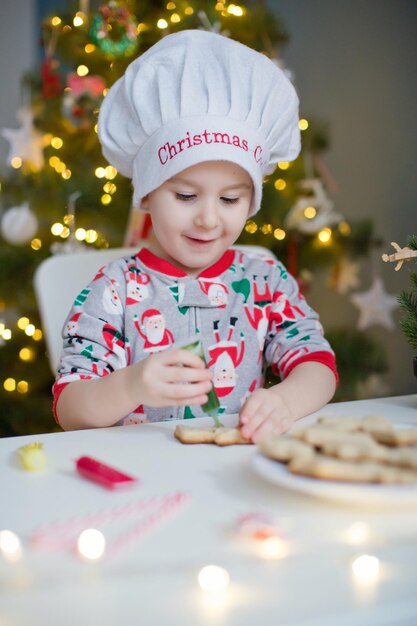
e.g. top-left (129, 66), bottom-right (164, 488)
top-left (132, 348), bottom-right (213, 408)
top-left (239, 387), bottom-right (294, 443)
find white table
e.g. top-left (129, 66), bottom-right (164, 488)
top-left (1, 395), bottom-right (417, 626)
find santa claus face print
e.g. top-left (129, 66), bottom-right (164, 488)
top-left (126, 269), bottom-right (150, 305)
top-left (102, 279), bottom-right (123, 315)
top-left (208, 284), bottom-right (228, 307)
top-left (145, 314), bottom-right (164, 342)
top-left (65, 313), bottom-right (81, 335)
top-left (213, 352), bottom-right (238, 389)
top-left (141, 161), bottom-right (253, 276)
top-left (133, 308), bottom-right (175, 353)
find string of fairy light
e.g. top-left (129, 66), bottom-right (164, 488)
top-left (1, 317), bottom-right (43, 396)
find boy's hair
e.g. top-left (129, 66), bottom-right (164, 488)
top-left (98, 30), bottom-right (300, 216)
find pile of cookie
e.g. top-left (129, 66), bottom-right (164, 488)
top-left (258, 415), bottom-right (417, 484)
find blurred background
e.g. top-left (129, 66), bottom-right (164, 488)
top-left (0, 0), bottom-right (416, 436)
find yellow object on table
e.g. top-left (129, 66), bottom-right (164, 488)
top-left (17, 442), bottom-right (47, 471)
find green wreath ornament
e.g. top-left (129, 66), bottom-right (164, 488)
top-left (90, 2), bottom-right (138, 59)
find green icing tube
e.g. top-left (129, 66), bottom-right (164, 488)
top-left (181, 339), bottom-right (222, 427)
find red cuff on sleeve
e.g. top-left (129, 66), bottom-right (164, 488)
top-left (281, 350), bottom-right (339, 386)
top-left (52, 381), bottom-right (70, 425)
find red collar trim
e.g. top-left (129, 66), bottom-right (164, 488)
top-left (137, 248), bottom-right (235, 278)
top-left (138, 248), bottom-right (186, 277)
top-left (199, 249), bottom-right (235, 278)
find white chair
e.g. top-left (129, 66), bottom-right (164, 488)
top-left (34, 246), bottom-right (137, 373)
top-left (34, 244), bottom-right (276, 373)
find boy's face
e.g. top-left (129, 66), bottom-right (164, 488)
top-left (141, 161), bottom-right (253, 276)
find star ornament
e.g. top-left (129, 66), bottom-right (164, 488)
top-left (350, 277), bottom-right (399, 331)
top-left (1, 107), bottom-right (45, 172)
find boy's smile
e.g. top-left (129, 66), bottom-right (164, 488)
top-left (141, 161), bottom-right (253, 276)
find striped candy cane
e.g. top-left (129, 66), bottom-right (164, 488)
top-left (30, 491), bottom-right (191, 557)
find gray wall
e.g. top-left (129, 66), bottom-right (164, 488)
top-left (268, 0), bottom-right (417, 397)
top-left (0, 0), bottom-right (37, 165)
top-left (0, 0), bottom-right (416, 396)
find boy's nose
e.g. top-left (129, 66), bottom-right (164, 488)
top-left (195, 202), bottom-right (219, 230)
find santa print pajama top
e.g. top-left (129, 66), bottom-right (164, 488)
top-left (53, 247), bottom-right (337, 425)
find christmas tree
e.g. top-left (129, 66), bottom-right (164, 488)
top-left (0, 0), bottom-right (388, 436)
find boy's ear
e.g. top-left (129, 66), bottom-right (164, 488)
top-left (140, 195), bottom-right (149, 209)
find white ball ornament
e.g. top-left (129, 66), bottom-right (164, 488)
top-left (1, 203), bottom-right (38, 245)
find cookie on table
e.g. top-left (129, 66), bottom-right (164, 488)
top-left (174, 424), bottom-right (251, 446)
top-left (174, 424), bottom-right (218, 444)
top-left (257, 435), bottom-right (315, 463)
top-left (290, 425), bottom-right (380, 463)
top-left (385, 446), bottom-right (417, 470)
top-left (296, 425), bottom-right (376, 449)
top-left (312, 414), bottom-right (393, 436)
top-left (288, 452), bottom-right (417, 484)
top-left (316, 415), bottom-right (362, 432)
top-left (257, 412), bottom-right (417, 484)
top-left (360, 415), bottom-right (393, 433)
top-left (317, 433), bottom-right (388, 463)
top-left (366, 427), bottom-right (417, 447)
top-left (289, 453), bottom-right (381, 483)
top-left (214, 427), bottom-right (252, 446)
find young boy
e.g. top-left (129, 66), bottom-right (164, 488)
top-left (54, 30), bottom-right (337, 441)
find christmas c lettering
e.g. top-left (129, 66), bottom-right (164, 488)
top-left (157, 129), bottom-right (259, 166)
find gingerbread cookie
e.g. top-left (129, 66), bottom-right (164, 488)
top-left (258, 435), bottom-right (314, 463)
top-left (289, 452), bottom-right (417, 484)
top-left (365, 427), bottom-right (417, 447)
top-left (257, 413), bottom-right (417, 484)
top-left (385, 446), bottom-right (417, 470)
top-left (296, 425), bottom-right (376, 449)
top-left (174, 424), bottom-right (251, 446)
top-left (174, 424), bottom-right (218, 444)
top-left (319, 437), bottom-right (387, 463)
top-left (360, 415), bottom-right (393, 433)
top-left (214, 427), bottom-right (251, 446)
top-left (289, 453), bottom-right (382, 483)
top-left (316, 416), bottom-right (362, 432)
top-left (314, 414), bottom-right (393, 434)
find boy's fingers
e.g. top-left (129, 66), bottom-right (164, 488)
top-left (167, 380), bottom-right (213, 400)
top-left (150, 348), bottom-right (205, 370)
top-left (240, 403), bottom-right (275, 438)
top-left (250, 420), bottom-right (275, 443)
top-left (240, 395), bottom-right (264, 425)
top-left (245, 412), bottom-right (292, 442)
top-left (173, 349), bottom-right (207, 368)
top-left (176, 394), bottom-right (208, 407)
top-left (162, 366), bottom-right (212, 384)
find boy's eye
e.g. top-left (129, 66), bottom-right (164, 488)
top-left (221, 197), bottom-right (239, 204)
top-left (175, 193), bottom-right (196, 201)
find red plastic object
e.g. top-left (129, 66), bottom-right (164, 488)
top-left (75, 456), bottom-right (138, 490)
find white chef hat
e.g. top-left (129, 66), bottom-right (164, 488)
top-left (98, 29), bottom-right (301, 216)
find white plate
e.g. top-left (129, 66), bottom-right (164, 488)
top-left (252, 453), bottom-right (417, 507)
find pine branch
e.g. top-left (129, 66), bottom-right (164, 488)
top-left (398, 271), bottom-right (417, 350)
top-left (407, 235), bottom-right (417, 251)
top-left (398, 288), bottom-right (417, 315)
top-left (399, 318), bottom-right (417, 350)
